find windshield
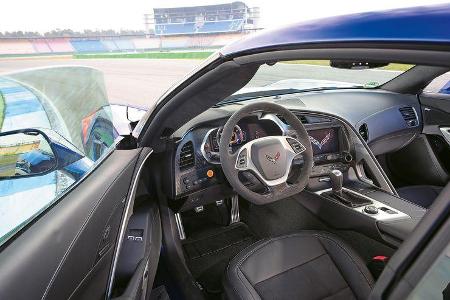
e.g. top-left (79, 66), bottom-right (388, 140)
top-left (223, 60), bottom-right (413, 103)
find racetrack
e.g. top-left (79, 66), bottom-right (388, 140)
top-left (0, 58), bottom-right (408, 108)
top-left (0, 58), bottom-right (201, 108)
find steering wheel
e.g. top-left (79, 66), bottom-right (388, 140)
top-left (219, 102), bottom-right (313, 205)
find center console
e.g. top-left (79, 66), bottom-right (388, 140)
top-left (301, 169), bottom-right (426, 246)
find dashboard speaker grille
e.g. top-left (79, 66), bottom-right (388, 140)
top-left (179, 141), bottom-right (195, 170)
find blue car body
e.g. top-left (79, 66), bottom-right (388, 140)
top-left (221, 4), bottom-right (450, 56)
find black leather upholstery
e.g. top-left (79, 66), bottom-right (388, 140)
top-left (397, 185), bottom-right (443, 208)
top-left (224, 232), bottom-right (374, 300)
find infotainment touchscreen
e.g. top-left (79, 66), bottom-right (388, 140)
top-left (308, 127), bottom-right (339, 155)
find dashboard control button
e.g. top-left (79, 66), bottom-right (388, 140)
top-left (344, 153), bottom-right (353, 162)
top-left (206, 169), bottom-right (214, 178)
top-left (364, 205), bottom-right (379, 215)
top-left (183, 178), bottom-right (190, 184)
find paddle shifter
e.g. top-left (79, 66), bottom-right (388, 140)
top-left (329, 169), bottom-right (343, 196)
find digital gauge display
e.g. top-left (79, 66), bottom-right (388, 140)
top-left (217, 125), bottom-right (246, 146)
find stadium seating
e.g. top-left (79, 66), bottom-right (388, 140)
top-left (210, 33), bottom-right (243, 46)
top-left (46, 38), bottom-right (74, 53)
top-left (0, 32), bottom-right (247, 55)
top-left (0, 40), bottom-right (35, 55)
top-left (160, 36), bottom-right (189, 49)
top-left (114, 39), bottom-right (135, 51)
top-left (155, 20), bottom-right (244, 35)
top-left (101, 40), bottom-right (119, 52)
top-left (31, 40), bottom-right (52, 53)
top-left (70, 39), bottom-right (107, 53)
top-left (132, 38), bottom-right (161, 50)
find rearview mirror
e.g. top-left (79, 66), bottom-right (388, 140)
top-left (0, 130), bottom-right (57, 179)
top-left (330, 60), bottom-right (389, 70)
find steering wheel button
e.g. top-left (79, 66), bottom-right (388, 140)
top-left (287, 139), bottom-right (305, 153)
top-left (237, 150), bottom-right (248, 168)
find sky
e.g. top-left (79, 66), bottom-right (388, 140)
top-left (1, 0), bottom-right (449, 33)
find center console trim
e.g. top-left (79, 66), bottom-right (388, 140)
top-left (316, 187), bottom-right (411, 222)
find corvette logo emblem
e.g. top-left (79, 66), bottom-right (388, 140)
top-left (265, 151), bottom-right (281, 164)
top-left (309, 132), bottom-right (331, 150)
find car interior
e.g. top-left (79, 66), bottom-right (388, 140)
top-left (108, 50), bottom-right (450, 299)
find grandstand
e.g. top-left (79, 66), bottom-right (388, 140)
top-left (0, 2), bottom-right (260, 56)
top-left (146, 1), bottom-right (259, 36)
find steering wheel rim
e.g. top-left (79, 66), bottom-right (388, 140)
top-left (219, 102), bottom-right (313, 205)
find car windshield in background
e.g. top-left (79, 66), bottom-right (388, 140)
top-left (221, 60), bottom-right (414, 103)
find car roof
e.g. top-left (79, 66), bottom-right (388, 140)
top-left (220, 4), bottom-right (450, 56)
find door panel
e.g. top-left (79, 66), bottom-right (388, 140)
top-left (421, 94), bottom-right (450, 166)
top-left (0, 148), bottom-right (141, 300)
top-left (391, 93), bottom-right (450, 186)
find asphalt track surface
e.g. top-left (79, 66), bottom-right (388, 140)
top-left (1, 58), bottom-right (447, 108)
top-left (0, 58), bottom-right (200, 108)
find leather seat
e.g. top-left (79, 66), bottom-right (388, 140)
top-left (397, 185), bottom-right (443, 208)
top-left (224, 232), bottom-right (374, 300)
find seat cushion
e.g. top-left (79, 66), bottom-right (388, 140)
top-left (224, 232), bottom-right (374, 300)
top-left (397, 185), bottom-right (443, 208)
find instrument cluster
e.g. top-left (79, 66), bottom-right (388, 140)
top-left (201, 117), bottom-right (282, 163)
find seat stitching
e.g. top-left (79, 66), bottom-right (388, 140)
top-left (229, 236), bottom-right (302, 300)
top-left (315, 233), bottom-right (374, 288)
top-left (226, 232), bottom-right (372, 299)
top-left (253, 253), bottom-right (327, 286)
top-left (320, 286), bottom-right (352, 300)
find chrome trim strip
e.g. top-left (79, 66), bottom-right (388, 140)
top-left (106, 148), bottom-right (153, 299)
top-left (315, 187), bottom-right (410, 222)
top-left (175, 213), bottom-right (186, 240)
top-left (261, 113), bottom-right (289, 134)
top-left (200, 127), bottom-right (221, 164)
top-left (440, 127), bottom-right (450, 146)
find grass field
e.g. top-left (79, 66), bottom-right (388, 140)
top-left (74, 53), bottom-right (413, 72)
top-left (74, 51), bottom-right (215, 59)
top-left (283, 60), bottom-right (413, 71)
top-left (0, 92), bottom-right (4, 129)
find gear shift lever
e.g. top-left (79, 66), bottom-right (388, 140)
top-left (329, 170), bottom-right (343, 196)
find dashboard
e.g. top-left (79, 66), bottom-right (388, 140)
top-left (171, 112), bottom-right (353, 201)
top-left (166, 88), bottom-right (422, 207)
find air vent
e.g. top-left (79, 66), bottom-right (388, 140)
top-left (399, 107), bottom-right (418, 127)
top-left (359, 123), bottom-right (369, 142)
top-left (298, 115), bottom-right (308, 123)
top-left (179, 141), bottom-right (195, 170)
top-left (277, 114), bottom-right (309, 124)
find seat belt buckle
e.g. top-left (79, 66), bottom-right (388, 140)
top-left (369, 255), bottom-right (389, 279)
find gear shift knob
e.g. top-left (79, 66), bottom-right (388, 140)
top-left (329, 170), bottom-right (343, 196)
